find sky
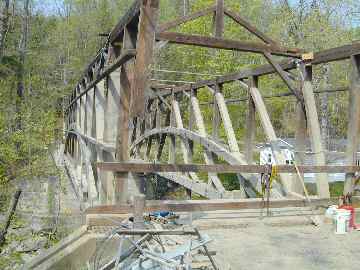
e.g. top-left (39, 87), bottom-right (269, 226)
top-left (33, 0), bottom-right (359, 27)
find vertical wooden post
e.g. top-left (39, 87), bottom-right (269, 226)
top-left (344, 55), bottom-right (360, 195)
top-left (131, 0), bottom-right (159, 117)
top-left (293, 101), bottom-right (307, 195)
top-left (245, 83), bottom-right (256, 164)
top-left (214, 0), bottom-right (224, 38)
top-left (86, 85), bottom-right (93, 138)
top-left (168, 94), bottom-right (176, 164)
top-left (133, 194), bottom-right (145, 229)
top-left (84, 89), bottom-right (88, 136)
top-left (115, 25), bottom-right (137, 204)
top-left (94, 84), bottom-right (107, 203)
top-left (102, 71), bottom-right (121, 204)
top-left (300, 64), bottom-right (330, 198)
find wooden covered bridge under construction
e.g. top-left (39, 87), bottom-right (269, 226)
top-left (27, 0), bottom-right (360, 269)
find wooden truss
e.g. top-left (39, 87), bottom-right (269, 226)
top-left (63, 0), bottom-right (360, 208)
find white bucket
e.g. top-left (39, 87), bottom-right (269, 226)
top-left (325, 205), bottom-right (338, 219)
top-left (334, 209), bottom-right (351, 234)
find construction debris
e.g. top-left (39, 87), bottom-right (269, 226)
top-left (93, 213), bottom-right (225, 270)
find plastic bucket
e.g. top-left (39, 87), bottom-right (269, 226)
top-left (325, 205), bottom-right (338, 219)
top-left (334, 209), bottom-right (351, 234)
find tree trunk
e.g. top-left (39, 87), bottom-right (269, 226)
top-left (320, 65), bottom-right (330, 150)
top-left (16, 0), bottom-right (30, 131)
top-left (0, 189), bottom-right (22, 247)
top-left (0, 0), bottom-right (11, 62)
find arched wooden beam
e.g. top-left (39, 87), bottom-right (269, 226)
top-left (65, 131), bottom-right (99, 202)
top-left (130, 127), bottom-right (259, 197)
top-left (152, 172), bottom-right (222, 199)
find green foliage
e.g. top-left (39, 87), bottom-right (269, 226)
top-left (0, 0), bottom-right (359, 194)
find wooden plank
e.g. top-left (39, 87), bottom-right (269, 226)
top-left (156, 32), bottom-right (301, 57)
top-left (131, 0), bottom-right (159, 117)
top-left (96, 162), bottom-right (360, 174)
top-left (344, 54), bottom-right (360, 195)
top-left (300, 64), bottom-right (330, 198)
top-left (158, 5), bottom-right (216, 32)
top-left (224, 8), bottom-right (279, 47)
top-left (85, 197), bottom-right (334, 215)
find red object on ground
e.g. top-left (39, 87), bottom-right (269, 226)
top-left (339, 205), bottom-right (359, 229)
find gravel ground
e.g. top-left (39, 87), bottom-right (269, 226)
top-left (191, 211), bottom-right (360, 270)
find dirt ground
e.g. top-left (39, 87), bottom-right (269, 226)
top-left (190, 209), bottom-right (360, 270)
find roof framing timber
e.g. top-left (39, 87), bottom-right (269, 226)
top-left (156, 32), bottom-right (301, 58)
top-left (168, 42), bottom-right (360, 94)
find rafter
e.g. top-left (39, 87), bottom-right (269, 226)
top-left (224, 8), bottom-right (279, 47)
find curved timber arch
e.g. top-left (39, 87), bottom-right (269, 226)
top-left (130, 127), bottom-right (262, 197)
top-left (65, 130), bottom-right (99, 203)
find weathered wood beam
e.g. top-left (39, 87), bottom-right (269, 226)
top-left (96, 162), bottom-right (360, 174)
top-left (245, 86), bottom-right (256, 164)
top-left (214, 0), bottom-right (224, 38)
top-left (158, 5), bottom-right (216, 32)
top-left (198, 86), bottom-right (349, 105)
top-left (156, 110), bottom-right (170, 160)
top-left (131, 0), bottom-right (159, 117)
top-left (344, 54), bottom-right (360, 195)
top-left (85, 197), bottom-right (338, 215)
top-left (300, 64), bottom-right (330, 198)
top-left (246, 77), bottom-right (292, 194)
top-left (170, 43), bottom-right (360, 93)
top-left (114, 26), bottom-right (137, 203)
top-left (224, 8), bottom-right (279, 47)
top-left (263, 52), bottom-right (302, 102)
top-left (294, 100), bottom-right (307, 195)
top-left (171, 97), bottom-right (199, 181)
top-left (190, 90), bottom-right (225, 193)
top-left (155, 32), bottom-right (301, 57)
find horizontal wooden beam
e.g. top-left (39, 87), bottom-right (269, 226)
top-left (156, 32), bottom-right (301, 57)
top-left (65, 49), bottom-right (136, 112)
top-left (97, 162), bottom-right (360, 174)
top-left (85, 197), bottom-right (336, 215)
top-left (170, 42), bottom-right (360, 93)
